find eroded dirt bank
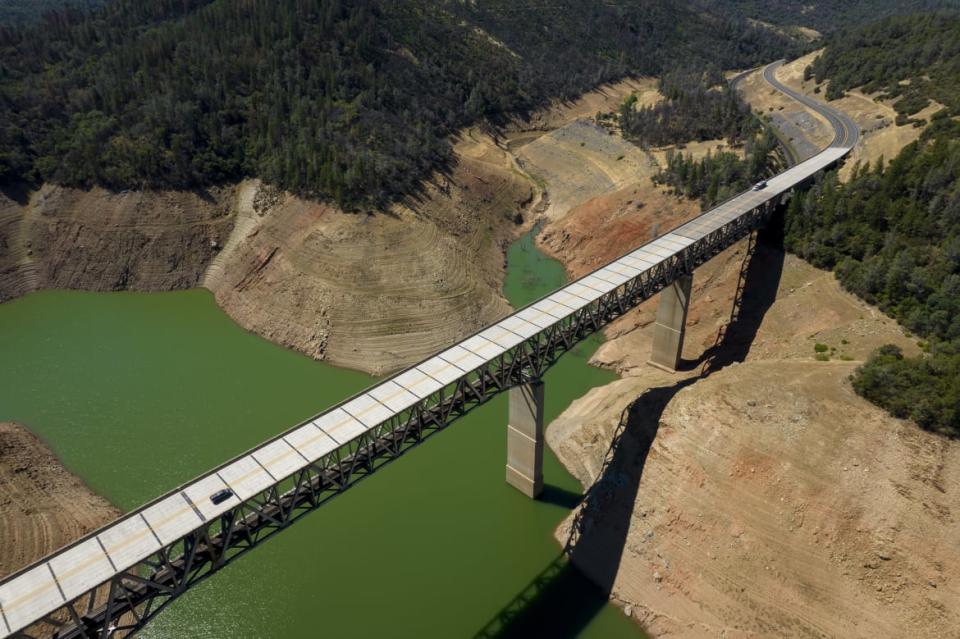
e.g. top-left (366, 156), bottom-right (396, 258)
top-left (552, 357), bottom-right (959, 638)
top-left (0, 185), bottom-right (236, 303)
top-left (542, 234), bottom-right (959, 636)
top-left (0, 131), bottom-right (529, 375)
top-left (203, 130), bottom-right (529, 374)
top-left (0, 78), bottom-right (653, 375)
top-left (0, 423), bottom-right (120, 579)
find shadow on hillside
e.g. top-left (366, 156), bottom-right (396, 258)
top-left (0, 181), bottom-right (32, 206)
top-left (473, 222), bottom-right (786, 638)
top-left (682, 216), bottom-right (786, 374)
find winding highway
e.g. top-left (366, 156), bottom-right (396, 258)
top-left (763, 60), bottom-right (860, 149)
top-left (0, 60), bottom-right (860, 639)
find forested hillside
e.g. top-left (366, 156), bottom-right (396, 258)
top-left (786, 122), bottom-right (960, 436)
top-left (615, 67), bottom-right (781, 208)
top-left (785, 16), bottom-right (960, 436)
top-left (0, 0), bottom-right (105, 26)
top-left (697, 0), bottom-right (960, 33)
top-left (808, 13), bottom-right (960, 119)
top-left (0, 0), bottom-right (793, 208)
top-left (619, 68), bottom-right (759, 147)
top-left (655, 129), bottom-right (780, 208)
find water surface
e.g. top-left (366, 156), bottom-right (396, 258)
top-left (0, 228), bottom-right (641, 638)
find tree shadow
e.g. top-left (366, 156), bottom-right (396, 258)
top-left (0, 180), bottom-right (33, 206)
top-left (474, 221), bottom-right (787, 638)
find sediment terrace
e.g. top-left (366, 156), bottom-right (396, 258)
top-left (0, 423), bottom-right (119, 580)
top-left (0, 130), bottom-right (532, 376)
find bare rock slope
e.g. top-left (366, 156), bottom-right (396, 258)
top-left (543, 231), bottom-right (957, 637)
top-left (553, 359), bottom-right (959, 638)
top-left (0, 130), bottom-right (530, 375)
top-left (0, 185), bottom-right (235, 302)
top-left (203, 130), bottom-right (528, 374)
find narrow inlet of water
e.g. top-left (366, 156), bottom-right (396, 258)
top-left (0, 226), bottom-right (643, 638)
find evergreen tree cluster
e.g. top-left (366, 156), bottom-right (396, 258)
top-left (0, 0), bottom-right (107, 26)
top-left (0, 0), bottom-right (794, 209)
top-left (809, 13), bottom-right (960, 119)
top-left (654, 128), bottom-right (781, 208)
top-left (853, 344), bottom-right (959, 436)
top-left (784, 119), bottom-right (960, 436)
top-left (693, 0), bottom-right (959, 34)
top-left (619, 68), bottom-right (760, 148)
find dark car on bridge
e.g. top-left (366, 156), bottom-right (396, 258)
top-left (210, 488), bottom-right (234, 505)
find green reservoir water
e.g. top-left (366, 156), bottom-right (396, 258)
top-left (0, 228), bottom-right (643, 638)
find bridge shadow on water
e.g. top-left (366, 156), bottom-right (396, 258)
top-left (474, 221), bottom-right (786, 638)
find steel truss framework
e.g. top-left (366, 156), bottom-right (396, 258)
top-left (13, 196), bottom-right (788, 639)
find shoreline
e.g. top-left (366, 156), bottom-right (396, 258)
top-left (0, 422), bottom-right (121, 580)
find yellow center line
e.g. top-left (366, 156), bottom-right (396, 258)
top-left (4, 497), bottom-right (199, 614)
top-left (4, 369), bottom-right (460, 617)
top-left (4, 268), bottom-right (655, 620)
top-left (1, 289), bottom-right (615, 617)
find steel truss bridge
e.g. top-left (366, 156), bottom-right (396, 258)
top-left (0, 61), bottom-right (858, 638)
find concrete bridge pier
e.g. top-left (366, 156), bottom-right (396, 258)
top-left (648, 274), bottom-right (693, 373)
top-left (505, 380), bottom-right (545, 498)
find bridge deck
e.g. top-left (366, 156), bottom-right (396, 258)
top-left (0, 63), bottom-right (856, 638)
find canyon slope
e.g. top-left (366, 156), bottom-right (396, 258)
top-left (537, 60), bottom-right (959, 637)
top-left (547, 239), bottom-right (959, 637)
top-left (0, 130), bottom-right (530, 375)
top-left (0, 79), bottom-right (651, 375)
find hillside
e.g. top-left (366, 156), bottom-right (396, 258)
top-left (781, 16), bottom-right (960, 437)
top-left (0, 422), bottom-right (119, 579)
top-left (0, 127), bottom-right (530, 375)
top-left (518, 29), bottom-right (960, 633)
top-left (0, 0), bottom-right (105, 26)
top-left (0, 0), bottom-right (794, 210)
top-left (533, 103), bottom-right (958, 635)
top-left (809, 13), bottom-right (960, 117)
top-left (697, 0), bottom-right (960, 34)
top-left (528, 97), bottom-right (960, 632)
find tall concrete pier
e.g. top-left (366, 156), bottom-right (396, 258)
top-left (649, 274), bottom-right (693, 372)
top-left (505, 381), bottom-right (545, 498)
